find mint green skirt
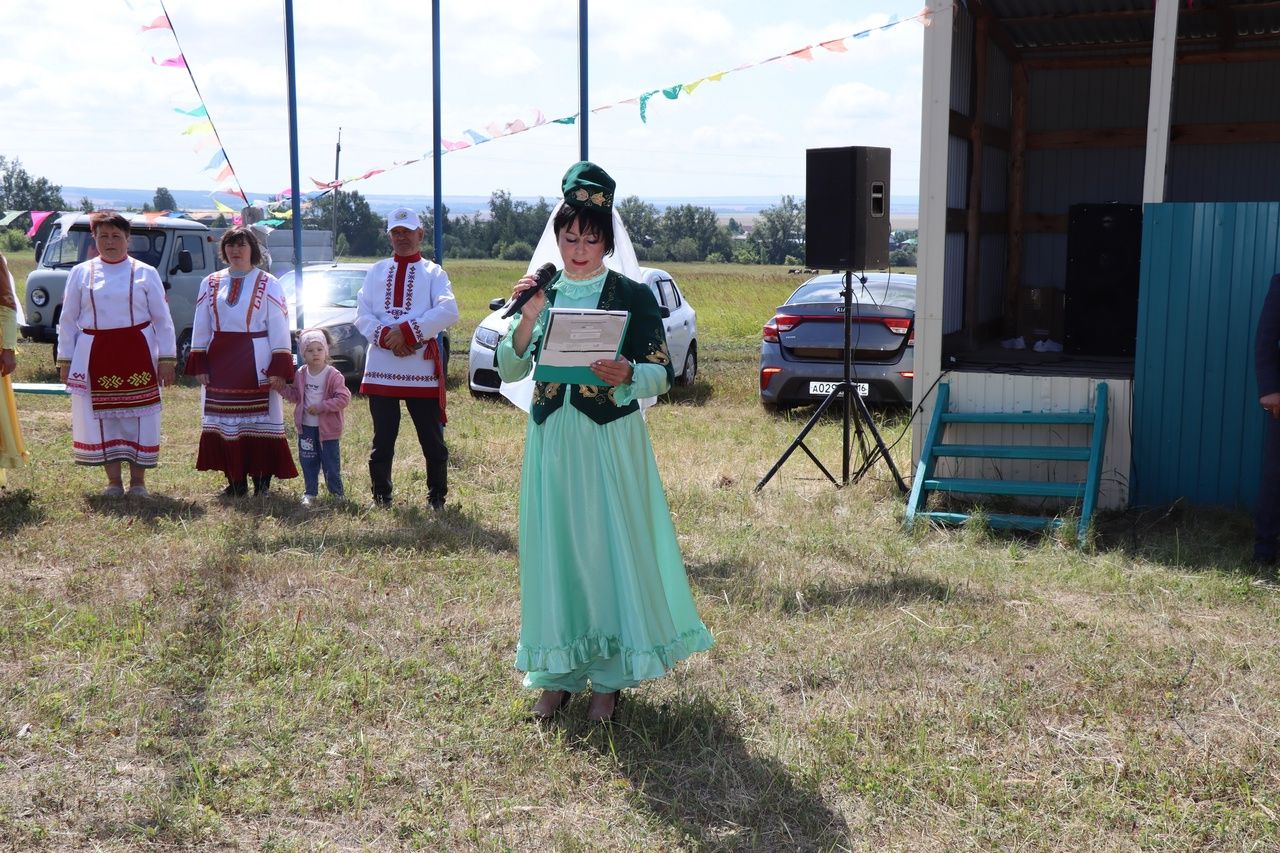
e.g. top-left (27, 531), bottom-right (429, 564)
top-left (513, 400), bottom-right (713, 684)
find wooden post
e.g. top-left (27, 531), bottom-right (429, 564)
top-left (1004, 61), bottom-right (1028, 337)
top-left (1143, 0), bottom-right (1180, 203)
top-left (963, 16), bottom-right (989, 349)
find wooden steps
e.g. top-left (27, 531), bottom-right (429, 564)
top-left (905, 382), bottom-right (1109, 544)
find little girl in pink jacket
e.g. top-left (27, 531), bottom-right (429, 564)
top-left (273, 329), bottom-right (351, 504)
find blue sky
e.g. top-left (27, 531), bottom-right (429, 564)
top-left (0, 0), bottom-right (926, 203)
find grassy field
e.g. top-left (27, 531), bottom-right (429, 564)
top-left (1, 258), bottom-right (1278, 851)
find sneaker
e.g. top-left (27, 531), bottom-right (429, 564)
top-left (301, 494), bottom-right (315, 507)
top-left (126, 485), bottom-right (150, 499)
top-left (102, 484), bottom-right (125, 498)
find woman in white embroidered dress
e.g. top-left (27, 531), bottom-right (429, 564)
top-left (186, 226), bottom-right (297, 497)
top-left (57, 212), bottom-right (177, 497)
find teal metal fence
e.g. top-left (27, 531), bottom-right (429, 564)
top-left (1133, 202), bottom-right (1280, 510)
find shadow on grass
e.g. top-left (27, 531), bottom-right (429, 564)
top-left (0, 488), bottom-right (45, 534)
top-left (218, 493), bottom-right (517, 553)
top-left (662, 379), bottom-right (714, 407)
top-left (572, 695), bottom-right (850, 851)
top-left (1094, 501), bottom-right (1262, 575)
top-left (85, 493), bottom-right (206, 526)
top-left (688, 558), bottom-right (964, 614)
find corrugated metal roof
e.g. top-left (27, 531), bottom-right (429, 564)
top-left (983, 0), bottom-right (1280, 56)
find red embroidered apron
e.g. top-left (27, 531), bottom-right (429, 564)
top-left (85, 322), bottom-right (160, 414)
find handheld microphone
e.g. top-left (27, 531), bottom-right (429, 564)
top-left (501, 262), bottom-right (558, 319)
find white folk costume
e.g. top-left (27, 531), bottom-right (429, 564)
top-left (185, 269), bottom-right (298, 481)
top-left (354, 251), bottom-right (459, 505)
top-left (0, 266), bottom-right (30, 484)
top-left (355, 252), bottom-right (458, 402)
top-left (57, 257), bottom-right (177, 467)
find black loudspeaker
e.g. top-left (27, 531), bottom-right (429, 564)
top-left (805, 146), bottom-right (891, 270)
top-left (1063, 203), bottom-right (1142, 357)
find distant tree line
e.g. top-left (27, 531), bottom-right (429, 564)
top-left (306, 188), bottom-right (828, 266)
top-left (2, 156), bottom-right (917, 268)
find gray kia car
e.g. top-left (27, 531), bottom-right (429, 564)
top-left (759, 272), bottom-right (915, 410)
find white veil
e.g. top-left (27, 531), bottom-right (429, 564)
top-left (500, 202), bottom-right (652, 411)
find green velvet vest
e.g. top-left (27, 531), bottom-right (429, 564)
top-left (530, 270), bottom-right (675, 426)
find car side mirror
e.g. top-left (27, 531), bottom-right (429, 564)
top-left (489, 297), bottom-right (506, 311)
top-left (659, 306), bottom-right (671, 319)
top-left (33, 240), bottom-right (43, 263)
top-left (172, 250), bottom-right (194, 275)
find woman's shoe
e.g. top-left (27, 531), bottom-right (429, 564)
top-left (252, 475), bottom-right (273, 496)
top-left (587, 690), bottom-right (622, 724)
top-left (531, 690), bottom-right (572, 721)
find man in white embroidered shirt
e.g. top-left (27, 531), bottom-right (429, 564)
top-left (354, 207), bottom-right (459, 509)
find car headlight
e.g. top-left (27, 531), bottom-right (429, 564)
top-left (473, 327), bottom-right (502, 350)
top-left (30, 287), bottom-right (48, 307)
top-left (325, 323), bottom-right (359, 344)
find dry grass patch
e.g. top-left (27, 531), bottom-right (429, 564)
top-left (1, 262), bottom-right (1278, 850)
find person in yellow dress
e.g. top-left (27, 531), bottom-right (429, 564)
top-left (0, 252), bottom-right (30, 485)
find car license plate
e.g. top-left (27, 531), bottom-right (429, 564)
top-left (809, 381), bottom-right (868, 397)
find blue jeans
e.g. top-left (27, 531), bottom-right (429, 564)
top-left (298, 425), bottom-right (343, 498)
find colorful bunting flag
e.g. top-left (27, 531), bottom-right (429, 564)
top-left (140, 15), bottom-right (171, 31)
top-left (552, 116), bottom-right (577, 125)
top-left (203, 150), bottom-right (227, 170)
top-left (25, 211), bottom-right (54, 238)
top-left (464, 130), bottom-right (490, 144)
top-left (0, 212), bottom-right (24, 228)
top-left (788, 46), bottom-right (815, 61)
top-left (213, 198), bottom-right (237, 214)
top-left (217, 187), bottom-right (247, 202)
top-left (174, 105), bottom-right (208, 117)
top-left (215, 164), bottom-right (233, 182)
top-left (151, 54), bottom-right (187, 68)
top-left (441, 139), bottom-right (471, 152)
top-left (662, 85), bottom-right (682, 100)
top-left (182, 119), bottom-right (212, 136)
top-left (819, 38), bottom-right (849, 52)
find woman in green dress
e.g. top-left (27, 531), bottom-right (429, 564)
top-left (497, 162), bottom-right (713, 723)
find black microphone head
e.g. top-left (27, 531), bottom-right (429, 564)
top-left (533, 262), bottom-right (558, 286)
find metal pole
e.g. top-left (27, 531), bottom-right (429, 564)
top-left (432, 0), bottom-right (443, 263)
top-left (578, 0), bottom-right (588, 160)
top-left (331, 127), bottom-right (341, 259)
top-left (284, 0), bottom-right (304, 330)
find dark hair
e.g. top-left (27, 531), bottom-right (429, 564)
top-left (552, 204), bottom-right (614, 256)
top-left (89, 211), bottom-right (131, 236)
top-left (219, 226), bottom-right (263, 266)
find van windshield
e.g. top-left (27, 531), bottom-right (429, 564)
top-left (40, 226), bottom-right (168, 269)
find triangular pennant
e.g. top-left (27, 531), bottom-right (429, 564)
top-left (464, 129), bottom-right (491, 144)
top-left (174, 105), bottom-right (208, 117)
top-left (151, 54), bottom-right (187, 68)
top-left (140, 15), bottom-right (172, 31)
top-left (25, 211), bottom-right (54, 238)
top-left (441, 138), bottom-right (471, 151)
top-left (215, 164), bottom-right (233, 182)
top-left (662, 84), bottom-right (682, 100)
top-left (182, 120), bottom-right (213, 136)
top-left (788, 46), bottom-right (814, 61)
top-left (683, 78), bottom-right (707, 95)
top-left (213, 198), bottom-right (236, 214)
top-left (819, 38), bottom-right (849, 53)
top-left (552, 116), bottom-right (577, 125)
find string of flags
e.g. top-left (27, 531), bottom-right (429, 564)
top-left (125, 4), bottom-right (930, 215)
top-left (311, 8), bottom-right (932, 194)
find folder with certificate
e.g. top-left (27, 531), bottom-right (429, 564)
top-left (533, 308), bottom-right (631, 385)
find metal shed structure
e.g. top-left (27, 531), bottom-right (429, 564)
top-left (913, 0), bottom-right (1280, 511)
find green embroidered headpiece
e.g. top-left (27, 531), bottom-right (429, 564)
top-left (562, 161), bottom-right (615, 211)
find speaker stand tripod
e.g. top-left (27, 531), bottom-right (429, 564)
top-left (755, 270), bottom-right (908, 494)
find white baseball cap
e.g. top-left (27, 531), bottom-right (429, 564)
top-left (386, 207), bottom-right (422, 232)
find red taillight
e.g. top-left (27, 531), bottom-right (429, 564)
top-left (898, 371), bottom-right (914, 379)
top-left (761, 367), bottom-right (781, 390)
top-left (882, 317), bottom-right (915, 346)
top-left (763, 314), bottom-right (802, 343)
